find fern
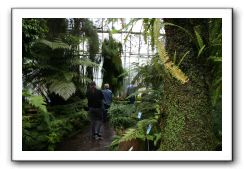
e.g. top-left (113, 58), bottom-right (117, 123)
top-left (209, 56), bottom-right (222, 62)
top-left (163, 22), bottom-right (194, 41)
top-left (153, 19), bottom-right (189, 84)
top-left (72, 58), bottom-right (100, 68)
top-left (173, 50), bottom-right (177, 64)
top-left (119, 119), bottom-right (158, 143)
top-left (194, 29), bottom-right (204, 48)
top-left (108, 103), bottom-right (136, 129)
top-left (28, 95), bottom-right (47, 113)
top-left (120, 128), bottom-right (145, 142)
top-left (197, 45), bottom-right (206, 57)
top-left (49, 80), bottom-right (76, 100)
top-left (123, 18), bottom-right (140, 42)
top-left (178, 50), bottom-right (190, 66)
top-left (37, 39), bottom-right (70, 50)
top-left (193, 28), bottom-right (207, 58)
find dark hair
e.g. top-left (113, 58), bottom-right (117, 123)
top-left (90, 81), bottom-right (96, 87)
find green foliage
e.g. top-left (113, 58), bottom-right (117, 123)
top-left (37, 39), bottom-right (70, 50)
top-left (81, 19), bottom-right (100, 80)
top-left (123, 18), bottom-right (141, 42)
top-left (102, 36), bottom-right (125, 94)
top-left (132, 55), bottom-right (166, 89)
top-left (22, 19), bottom-right (48, 47)
top-left (22, 18), bottom-right (99, 151)
top-left (160, 18), bottom-right (221, 150)
top-left (24, 20), bottom-right (100, 101)
top-left (177, 51), bottom-right (190, 67)
top-left (108, 103), bottom-right (136, 129)
top-left (22, 92), bottom-right (88, 150)
top-left (28, 95), bottom-right (47, 113)
top-left (49, 80), bottom-right (76, 101)
top-left (153, 19), bottom-right (189, 84)
top-left (108, 86), bottom-right (163, 150)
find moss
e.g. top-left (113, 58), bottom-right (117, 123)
top-left (160, 18), bottom-right (216, 151)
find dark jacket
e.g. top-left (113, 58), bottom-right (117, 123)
top-left (102, 89), bottom-right (112, 106)
top-left (86, 88), bottom-right (104, 108)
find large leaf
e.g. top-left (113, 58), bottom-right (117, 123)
top-left (49, 81), bottom-right (76, 100)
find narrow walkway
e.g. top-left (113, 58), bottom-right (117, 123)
top-left (56, 123), bottom-right (115, 151)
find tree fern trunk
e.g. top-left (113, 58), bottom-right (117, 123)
top-left (160, 18), bottom-right (215, 150)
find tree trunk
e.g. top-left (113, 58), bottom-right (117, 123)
top-left (160, 18), bottom-right (215, 150)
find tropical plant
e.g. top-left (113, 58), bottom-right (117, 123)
top-left (23, 18), bottom-right (100, 102)
top-left (22, 18), bottom-right (97, 151)
top-left (102, 35), bottom-right (125, 94)
top-left (22, 89), bottom-right (88, 150)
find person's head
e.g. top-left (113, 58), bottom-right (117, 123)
top-left (90, 81), bottom-right (96, 89)
top-left (104, 83), bottom-right (109, 89)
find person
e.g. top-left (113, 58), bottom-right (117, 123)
top-left (126, 83), bottom-right (136, 104)
top-left (102, 83), bottom-right (112, 122)
top-left (86, 81), bottom-right (104, 140)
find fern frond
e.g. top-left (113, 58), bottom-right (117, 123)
top-left (194, 29), bottom-right (204, 49)
top-left (162, 22), bottom-right (194, 41)
top-left (178, 50), bottom-right (190, 66)
top-left (28, 95), bottom-right (47, 113)
top-left (154, 19), bottom-right (189, 84)
top-left (209, 56), bottom-right (222, 62)
top-left (71, 58), bottom-right (100, 68)
top-left (49, 80), bottom-right (76, 100)
top-left (63, 72), bottom-right (77, 81)
top-left (137, 119), bottom-right (157, 131)
top-left (38, 39), bottom-right (70, 50)
top-left (173, 50), bottom-right (177, 64)
top-left (120, 128), bottom-right (145, 142)
top-left (197, 45), bottom-right (206, 57)
top-left (123, 18), bottom-right (141, 42)
top-left (26, 94), bottom-right (50, 125)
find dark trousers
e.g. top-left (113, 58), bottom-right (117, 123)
top-left (103, 104), bottom-right (110, 122)
top-left (89, 107), bottom-right (103, 135)
top-left (129, 96), bottom-right (135, 104)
